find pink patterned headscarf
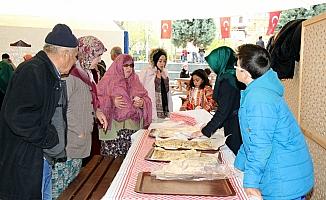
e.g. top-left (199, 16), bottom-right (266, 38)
top-left (77, 36), bottom-right (107, 69)
top-left (97, 54), bottom-right (152, 130)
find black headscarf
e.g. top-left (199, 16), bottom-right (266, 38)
top-left (153, 49), bottom-right (169, 113)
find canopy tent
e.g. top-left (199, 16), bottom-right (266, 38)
top-left (0, 0), bottom-right (325, 21)
top-left (10, 40), bottom-right (31, 47)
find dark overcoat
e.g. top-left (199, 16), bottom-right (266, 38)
top-left (201, 76), bottom-right (244, 155)
top-left (0, 51), bottom-right (61, 200)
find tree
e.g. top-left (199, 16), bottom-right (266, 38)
top-left (277, 3), bottom-right (326, 30)
top-left (172, 18), bottom-right (216, 48)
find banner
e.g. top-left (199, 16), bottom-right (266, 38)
top-left (161, 20), bottom-right (172, 39)
top-left (266, 11), bottom-right (281, 35)
top-left (220, 17), bottom-right (231, 38)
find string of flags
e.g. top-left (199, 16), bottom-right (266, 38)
top-left (160, 11), bottom-right (281, 39)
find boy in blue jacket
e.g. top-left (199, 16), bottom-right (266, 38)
top-left (234, 44), bottom-right (314, 200)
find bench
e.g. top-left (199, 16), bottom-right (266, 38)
top-left (58, 155), bottom-right (124, 200)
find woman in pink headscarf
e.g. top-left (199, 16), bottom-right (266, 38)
top-left (97, 54), bottom-right (152, 157)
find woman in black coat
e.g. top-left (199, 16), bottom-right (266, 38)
top-left (192, 46), bottom-right (244, 155)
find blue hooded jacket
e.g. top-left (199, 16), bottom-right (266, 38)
top-left (234, 69), bottom-right (314, 200)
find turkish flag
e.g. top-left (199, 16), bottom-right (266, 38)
top-left (220, 17), bottom-right (231, 38)
top-left (161, 20), bottom-right (172, 39)
top-left (266, 11), bottom-right (281, 35)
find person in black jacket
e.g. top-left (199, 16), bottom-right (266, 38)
top-left (0, 24), bottom-right (78, 200)
top-left (191, 46), bottom-right (244, 155)
top-left (179, 62), bottom-right (190, 78)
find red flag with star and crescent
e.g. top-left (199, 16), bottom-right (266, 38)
top-left (161, 20), bottom-right (172, 39)
top-left (266, 11), bottom-right (281, 35)
top-left (220, 17), bottom-right (231, 38)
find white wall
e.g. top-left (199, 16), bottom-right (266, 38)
top-left (0, 25), bottom-right (124, 68)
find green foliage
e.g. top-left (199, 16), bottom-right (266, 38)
top-left (277, 3), bottom-right (326, 30)
top-left (206, 38), bottom-right (244, 55)
top-left (172, 18), bottom-right (216, 48)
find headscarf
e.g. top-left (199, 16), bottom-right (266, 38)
top-left (77, 36), bottom-right (107, 69)
top-left (0, 61), bottom-right (14, 94)
top-left (97, 54), bottom-right (152, 130)
top-left (205, 46), bottom-right (236, 78)
top-left (70, 36), bottom-right (107, 110)
top-left (205, 46), bottom-right (237, 99)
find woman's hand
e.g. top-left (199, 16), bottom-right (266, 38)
top-left (190, 131), bottom-right (203, 138)
top-left (133, 96), bottom-right (144, 108)
top-left (195, 106), bottom-right (202, 110)
top-left (245, 188), bottom-right (262, 200)
top-left (96, 110), bottom-right (108, 130)
top-left (114, 96), bottom-right (127, 109)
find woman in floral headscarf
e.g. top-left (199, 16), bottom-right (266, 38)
top-left (51, 36), bottom-right (108, 199)
top-left (97, 54), bottom-right (152, 157)
top-left (191, 46), bottom-right (245, 155)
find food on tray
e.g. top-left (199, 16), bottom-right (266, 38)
top-left (154, 138), bottom-right (218, 150)
top-left (151, 156), bottom-right (233, 180)
top-left (149, 129), bottom-right (177, 138)
top-left (149, 126), bottom-right (200, 138)
top-left (150, 147), bottom-right (201, 161)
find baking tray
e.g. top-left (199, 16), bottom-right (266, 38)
top-left (135, 172), bottom-right (236, 197)
top-left (144, 148), bottom-right (170, 162)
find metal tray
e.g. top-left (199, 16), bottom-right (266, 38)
top-left (135, 172), bottom-right (236, 197)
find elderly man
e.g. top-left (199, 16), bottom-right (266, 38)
top-left (0, 24), bottom-right (78, 200)
top-left (110, 46), bottom-right (122, 61)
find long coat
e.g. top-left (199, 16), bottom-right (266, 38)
top-left (201, 76), bottom-right (243, 155)
top-left (0, 51), bottom-right (61, 200)
top-left (139, 65), bottom-right (173, 120)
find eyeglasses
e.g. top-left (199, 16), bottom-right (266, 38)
top-left (123, 64), bottom-right (134, 68)
top-left (234, 66), bottom-right (245, 72)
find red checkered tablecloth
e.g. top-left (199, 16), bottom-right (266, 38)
top-left (103, 130), bottom-right (248, 200)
